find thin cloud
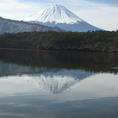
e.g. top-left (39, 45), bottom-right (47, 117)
top-left (0, 0), bottom-right (117, 30)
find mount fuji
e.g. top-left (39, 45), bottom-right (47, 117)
top-left (25, 4), bottom-right (100, 32)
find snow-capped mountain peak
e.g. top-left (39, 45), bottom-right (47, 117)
top-left (25, 4), bottom-right (82, 24)
top-left (25, 4), bottom-right (100, 32)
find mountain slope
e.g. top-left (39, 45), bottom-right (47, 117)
top-left (25, 4), bottom-right (100, 32)
top-left (0, 17), bottom-right (62, 34)
top-left (26, 4), bottom-right (82, 24)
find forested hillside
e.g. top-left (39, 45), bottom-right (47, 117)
top-left (0, 31), bottom-right (117, 52)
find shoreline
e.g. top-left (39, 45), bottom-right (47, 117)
top-left (0, 48), bottom-right (117, 53)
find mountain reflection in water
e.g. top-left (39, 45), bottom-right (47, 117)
top-left (0, 50), bottom-right (118, 118)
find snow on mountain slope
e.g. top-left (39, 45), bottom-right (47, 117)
top-left (25, 4), bottom-right (100, 32)
top-left (25, 4), bottom-right (82, 24)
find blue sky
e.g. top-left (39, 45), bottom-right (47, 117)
top-left (21, 0), bottom-right (118, 6)
top-left (0, 0), bottom-right (117, 30)
top-left (86, 0), bottom-right (118, 6)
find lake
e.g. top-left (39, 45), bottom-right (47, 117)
top-left (0, 50), bottom-right (118, 118)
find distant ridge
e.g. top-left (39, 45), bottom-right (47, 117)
top-left (0, 16), bottom-right (62, 34)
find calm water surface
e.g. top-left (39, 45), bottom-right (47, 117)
top-left (0, 50), bottom-right (118, 118)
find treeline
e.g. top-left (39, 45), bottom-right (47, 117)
top-left (0, 31), bottom-right (117, 52)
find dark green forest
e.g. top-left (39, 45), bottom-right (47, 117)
top-left (0, 31), bottom-right (117, 52)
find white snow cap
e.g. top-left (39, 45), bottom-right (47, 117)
top-left (25, 4), bottom-right (82, 24)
